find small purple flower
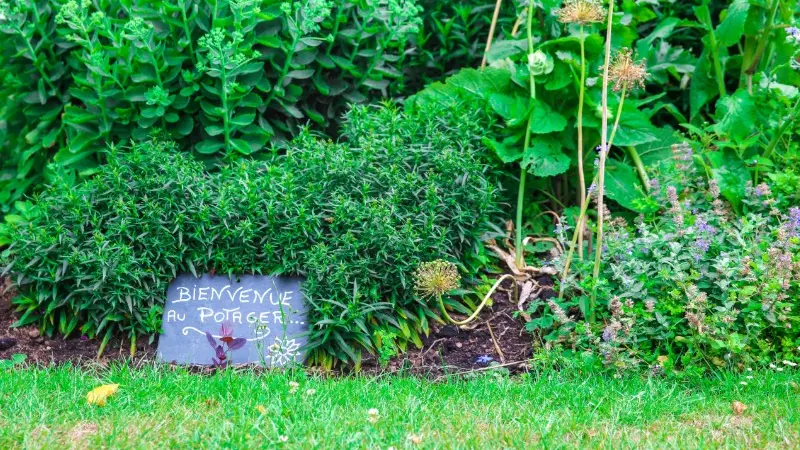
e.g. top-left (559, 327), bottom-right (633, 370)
top-left (80, 335), bottom-right (88, 341)
top-left (693, 238), bottom-right (710, 261)
top-left (595, 143), bottom-right (608, 154)
top-left (790, 207), bottom-right (800, 227)
top-left (695, 217), bottom-right (715, 234)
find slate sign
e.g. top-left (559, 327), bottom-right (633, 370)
top-left (157, 274), bottom-right (308, 367)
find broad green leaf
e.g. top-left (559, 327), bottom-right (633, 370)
top-left (636, 127), bottom-right (680, 167)
top-left (706, 149), bottom-right (749, 208)
top-left (530, 99), bottom-right (567, 134)
top-left (447, 68), bottom-right (512, 99)
top-left (488, 93), bottom-right (528, 125)
top-left (482, 136), bottom-right (523, 163)
top-left (522, 138), bottom-right (570, 177)
top-left (613, 110), bottom-right (659, 146)
top-left (713, 89), bottom-right (756, 144)
top-left (231, 112), bottom-right (256, 127)
top-left (604, 158), bottom-right (645, 211)
top-left (195, 140), bottom-right (225, 155)
top-left (231, 138), bottom-right (256, 155)
top-left (637, 18), bottom-right (681, 51)
top-left (690, 50), bottom-right (719, 118)
top-left (485, 39), bottom-right (528, 63)
top-left (715, 0), bottom-right (749, 47)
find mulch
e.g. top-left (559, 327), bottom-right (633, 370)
top-left (1, 276), bottom-right (553, 376)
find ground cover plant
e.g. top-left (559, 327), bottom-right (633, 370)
top-left (2, 363), bottom-right (800, 448)
top-left (1, 103), bottom-right (497, 367)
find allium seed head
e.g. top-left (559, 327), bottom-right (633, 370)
top-left (414, 260), bottom-right (460, 298)
top-left (556, 0), bottom-right (606, 25)
top-left (606, 48), bottom-right (648, 91)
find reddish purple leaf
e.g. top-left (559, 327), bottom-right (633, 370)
top-left (228, 338), bottom-right (246, 350)
top-left (206, 332), bottom-right (216, 349)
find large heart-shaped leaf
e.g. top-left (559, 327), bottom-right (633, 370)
top-left (529, 99), bottom-right (567, 135)
top-left (604, 158), bottom-right (645, 211)
top-left (522, 138), bottom-right (570, 177)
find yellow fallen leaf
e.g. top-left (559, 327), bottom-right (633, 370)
top-left (256, 405), bottom-right (267, 414)
top-left (657, 355), bottom-right (668, 364)
top-left (86, 384), bottom-right (120, 406)
top-left (732, 401), bottom-right (747, 416)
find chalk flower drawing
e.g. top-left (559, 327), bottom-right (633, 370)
top-left (268, 337), bottom-right (302, 366)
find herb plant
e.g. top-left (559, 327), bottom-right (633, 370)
top-left (2, 103), bottom-right (497, 366)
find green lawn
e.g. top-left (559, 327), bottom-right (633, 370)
top-left (1, 364), bottom-right (799, 449)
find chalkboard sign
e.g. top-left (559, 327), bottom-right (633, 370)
top-left (157, 274), bottom-right (308, 367)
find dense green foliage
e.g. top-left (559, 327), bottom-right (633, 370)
top-left (402, 0), bottom-right (517, 94)
top-left (405, 0), bottom-right (800, 372)
top-left (543, 163), bottom-right (800, 373)
top-left (0, 0), bottom-right (423, 215)
top-left (410, 0), bottom-right (800, 214)
top-left (2, 104), bottom-right (497, 365)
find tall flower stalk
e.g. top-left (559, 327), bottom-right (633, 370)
top-left (514, 0), bottom-right (538, 267)
top-left (590, 0), bottom-right (616, 321)
top-left (556, 0), bottom-right (605, 260)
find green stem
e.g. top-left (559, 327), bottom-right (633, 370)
top-left (699, 2), bottom-right (726, 98)
top-left (559, 89), bottom-right (627, 305)
top-left (744, 0), bottom-right (780, 76)
top-left (18, 30), bottom-right (57, 93)
top-left (180, 0), bottom-right (196, 56)
top-left (264, 36), bottom-right (299, 112)
top-left (514, 0), bottom-right (536, 268)
top-left (220, 55), bottom-right (231, 156)
top-left (576, 24), bottom-right (587, 261)
top-left (589, 0), bottom-right (616, 323)
top-left (628, 146), bottom-right (650, 192)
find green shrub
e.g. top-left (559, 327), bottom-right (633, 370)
top-left (0, 0), bottom-right (422, 215)
top-left (2, 104), bottom-right (498, 366)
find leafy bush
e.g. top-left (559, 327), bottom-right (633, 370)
top-left (541, 157), bottom-right (800, 373)
top-left (402, 0), bottom-right (517, 94)
top-left (2, 104), bottom-right (497, 365)
top-left (0, 0), bottom-right (423, 215)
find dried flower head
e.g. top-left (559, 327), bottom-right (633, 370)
top-left (414, 260), bottom-right (460, 298)
top-left (556, 0), bottom-right (605, 25)
top-left (606, 48), bottom-right (648, 91)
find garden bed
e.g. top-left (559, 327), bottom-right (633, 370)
top-left (1, 276), bottom-right (551, 375)
top-left (0, 280), bottom-right (155, 365)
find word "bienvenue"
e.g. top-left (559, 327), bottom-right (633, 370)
top-left (172, 285), bottom-right (294, 306)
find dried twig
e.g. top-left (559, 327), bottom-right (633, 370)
top-left (485, 320), bottom-right (506, 364)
